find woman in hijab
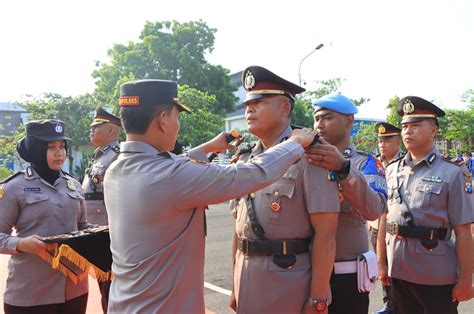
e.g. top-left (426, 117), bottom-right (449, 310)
top-left (0, 119), bottom-right (90, 314)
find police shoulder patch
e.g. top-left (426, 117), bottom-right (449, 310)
top-left (0, 171), bottom-right (23, 184)
top-left (442, 155), bottom-right (464, 167)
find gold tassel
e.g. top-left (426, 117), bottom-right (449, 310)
top-left (38, 244), bottom-right (111, 283)
top-left (52, 244), bottom-right (112, 282)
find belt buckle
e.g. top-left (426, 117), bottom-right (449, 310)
top-left (392, 223), bottom-right (404, 239)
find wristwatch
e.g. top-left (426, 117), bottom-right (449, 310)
top-left (334, 159), bottom-right (351, 181)
top-left (307, 298), bottom-right (328, 312)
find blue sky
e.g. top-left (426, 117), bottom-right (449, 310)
top-left (1, 0), bottom-right (473, 119)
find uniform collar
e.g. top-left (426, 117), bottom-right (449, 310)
top-left (404, 146), bottom-right (439, 168)
top-left (120, 141), bottom-right (176, 160)
top-left (24, 166), bottom-right (69, 187)
top-left (253, 125), bottom-right (292, 155)
top-left (94, 140), bottom-right (119, 156)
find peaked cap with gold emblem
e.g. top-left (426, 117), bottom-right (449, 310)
top-left (241, 66), bottom-right (305, 104)
top-left (397, 96), bottom-right (445, 123)
top-left (375, 122), bottom-right (401, 138)
top-left (90, 107), bottom-right (122, 128)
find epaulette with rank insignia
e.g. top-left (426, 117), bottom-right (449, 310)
top-left (0, 171), bottom-right (23, 184)
top-left (112, 145), bottom-right (120, 153)
top-left (442, 155), bottom-right (464, 167)
top-left (356, 150), bottom-right (368, 156)
top-left (230, 142), bottom-right (256, 164)
top-left (386, 154), bottom-right (405, 167)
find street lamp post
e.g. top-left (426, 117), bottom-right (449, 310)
top-left (298, 43), bottom-right (324, 86)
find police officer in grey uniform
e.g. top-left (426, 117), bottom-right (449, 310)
top-left (370, 122), bottom-right (405, 314)
top-left (82, 107), bottom-right (121, 312)
top-left (0, 120), bottom-right (90, 313)
top-left (305, 93), bottom-right (388, 314)
top-left (230, 66), bottom-right (340, 314)
top-left (103, 79), bottom-right (318, 313)
top-left (378, 96), bottom-right (473, 314)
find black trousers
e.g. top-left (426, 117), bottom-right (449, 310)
top-left (4, 293), bottom-right (88, 314)
top-left (329, 273), bottom-right (369, 314)
top-left (370, 226), bottom-right (394, 308)
top-left (98, 280), bottom-right (111, 313)
top-left (390, 278), bottom-right (458, 314)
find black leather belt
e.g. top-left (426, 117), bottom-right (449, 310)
top-left (84, 192), bottom-right (104, 201)
top-left (386, 221), bottom-right (449, 240)
top-left (238, 237), bottom-right (310, 256)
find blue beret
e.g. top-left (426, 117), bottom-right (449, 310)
top-left (311, 93), bottom-right (358, 115)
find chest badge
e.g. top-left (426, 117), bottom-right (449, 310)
top-left (422, 176), bottom-right (443, 183)
top-left (0, 185), bottom-right (5, 199)
top-left (271, 190), bottom-right (281, 212)
top-left (463, 171), bottom-right (472, 194)
top-left (67, 180), bottom-right (77, 191)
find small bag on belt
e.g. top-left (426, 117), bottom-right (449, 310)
top-left (356, 251), bottom-right (378, 292)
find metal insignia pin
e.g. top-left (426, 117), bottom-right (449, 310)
top-left (403, 99), bottom-right (415, 114)
top-left (244, 71), bottom-right (256, 90)
top-left (67, 180), bottom-right (76, 191)
top-left (271, 202), bottom-right (281, 212)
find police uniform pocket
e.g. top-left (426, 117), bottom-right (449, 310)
top-left (261, 183), bottom-right (295, 224)
top-left (24, 193), bottom-right (49, 204)
top-left (267, 252), bottom-right (310, 272)
top-left (415, 183), bottom-right (445, 209)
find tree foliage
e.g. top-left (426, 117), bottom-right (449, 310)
top-left (352, 121), bottom-right (378, 154)
top-left (291, 77), bottom-right (369, 128)
top-left (385, 95), bottom-right (401, 127)
top-left (93, 20), bottom-right (237, 115)
top-left (438, 107), bottom-right (474, 153)
top-left (177, 85), bottom-right (224, 148)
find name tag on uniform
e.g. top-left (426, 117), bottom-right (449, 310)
top-left (422, 176), bottom-right (443, 183)
top-left (23, 187), bottom-right (41, 192)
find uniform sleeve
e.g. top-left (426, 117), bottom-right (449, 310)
top-left (0, 184), bottom-right (22, 255)
top-left (171, 140), bottom-right (304, 210)
top-left (76, 184), bottom-right (93, 230)
top-left (186, 147), bottom-right (208, 162)
top-left (447, 168), bottom-right (474, 226)
top-left (338, 156), bottom-right (387, 221)
top-left (303, 161), bottom-right (340, 214)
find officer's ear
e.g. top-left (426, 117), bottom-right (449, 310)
top-left (155, 106), bottom-right (174, 132)
top-left (345, 114), bottom-right (355, 128)
top-left (280, 98), bottom-right (291, 118)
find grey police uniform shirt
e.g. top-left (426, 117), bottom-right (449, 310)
top-left (232, 125), bottom-right (340, 314)
top-left (82, 140), bottom-right (119, 225)
top-left (385, 147), bottom-right (473, 285)
top-left (335, 145), bottom-right (388, 261)
top-left (103, 139), bottom-right (305, 314)
top-left (368, 149), bottom-right (405, 230)
top-left (0, 167), bottom-right (89, 306)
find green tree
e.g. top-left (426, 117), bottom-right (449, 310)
top-left (93, 20), bottom-right (237, 115)
top-left (385, 95), bottom-right (401, 127)
top-left (21, 93), bottom-right (96, 174)
top-left (177, 85), bottom-right (224, 148)
top-left (352, 121), bottom-right (378, 153)
top-left (438, 108), bottom-right (474, 153)
top-left (291, 78), bottom-right (369, 127)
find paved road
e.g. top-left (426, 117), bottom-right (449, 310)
top-left (0, 202), bottom-right (472, 313)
